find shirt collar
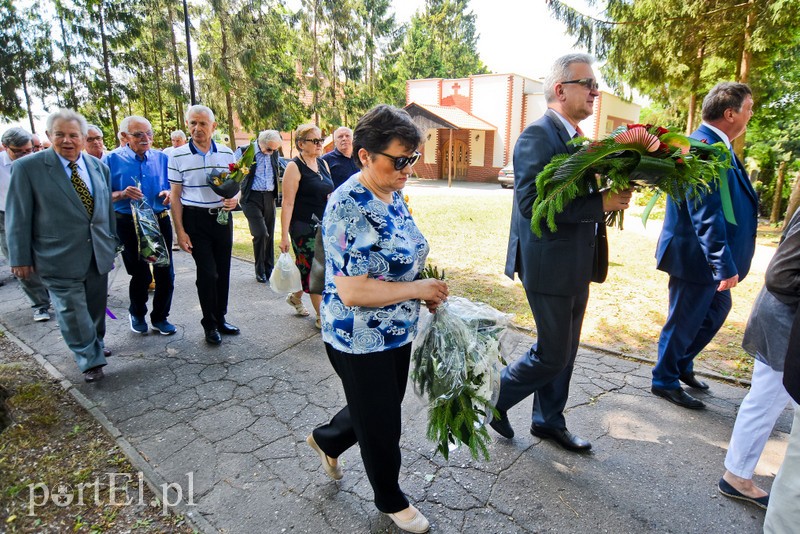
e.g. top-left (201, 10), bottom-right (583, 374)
top-left (188, 139), bottom-right (217, 155)
top-left (549, 109), bottom-right (579, 138)
top-left (55, 151), bottom-right (87, 173)
top-left (123, 145), bottom-right (149, 161)
top-left (0, 151), bottom-right (11, 167)
top-left (701, 122), bottom-right (731, 149)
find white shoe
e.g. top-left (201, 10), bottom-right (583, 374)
top-left (33, 308), bottom-right (50, 322)
top-left (286, 294), bottom-right (310, 316)
top-left (387, 505), bottom-right (430, 533)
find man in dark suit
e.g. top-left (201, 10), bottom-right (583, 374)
top-left (6, 109), bottom-right (118, 383)
top-left (240, 130), bottom-right (283, 283)
top-left (652, 82), bottom-right (758, 409)
top-left (490, 53), bottom-right (632, 451)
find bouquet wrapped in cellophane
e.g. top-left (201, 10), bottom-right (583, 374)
top-left (207, 140), bottom-right (256, 224)
top-left (411, 292), bottom-right (509, 461)
top-left (131, 196), bottom-right (169, 267)
top-left (530, 123), bottom-right (734, 236)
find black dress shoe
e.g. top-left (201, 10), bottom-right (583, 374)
top-left (218, 322), bottom-right (240, 335)
top-left (530, 425), bottom-right (592, 451)
top-left (84, 366), bottom-right (105, 383)
top-left (255, 274), bottom-right (267, 283)
top-left (103, 348), bottom-right (112, 357)
top-left (651, 386), bottom-right (705, 409)
top-left (205, 329), bottom-right (222, 345)
top-left (679, 373), bottom-right (709, 390)
top-left (489, 411), bottom-right (515, 439)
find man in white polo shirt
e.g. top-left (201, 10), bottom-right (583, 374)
top-left (168, 105), bottom-right (240, 345)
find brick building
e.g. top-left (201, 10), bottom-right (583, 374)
top-left (405, 74), bottom-right (641, 183)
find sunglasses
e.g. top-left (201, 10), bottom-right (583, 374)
top-left (129, 131), bottom-right (155, 139)
top-left (86, 136), bottom-right (104, 143)
top-left (561, 78), bottom-right (599, 91)
top-left (302, 138), bottom-right (324, 145)
top-left (376, 151), bottom-right (421, 170)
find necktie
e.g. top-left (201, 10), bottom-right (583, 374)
top-left (575, 125), bottom-right (585, 138)
top-left (68, 161), bottom-right (94, 217)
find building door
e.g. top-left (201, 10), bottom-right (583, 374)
top-left (441, 139), bottom-right (468, 180)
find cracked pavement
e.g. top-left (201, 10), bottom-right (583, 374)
top-left (0, 253), bottom-right (792, 533)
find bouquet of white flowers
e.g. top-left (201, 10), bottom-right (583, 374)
top-left (411, 296), bottom-right (509, 460)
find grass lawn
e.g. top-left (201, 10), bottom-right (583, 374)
top-left (232, 180), bottom-right (779, 380)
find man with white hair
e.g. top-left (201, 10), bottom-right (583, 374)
top-left (162, 130), bottom-right (187, 157)
top-left (168, 105), bottom-right (239, 345)
top-left (85, 124), bottom-right (107, 159)
top-left (106, 115), bottom-right (176, 336)
top-left (6, 109), bottom-right (117, 382)
top-left (240, 130), bottom-right (282, 283)
top-left (31, 134), bottom-right (43, 153)
top-left (321, 126), bottom-right (357, 190)
top-left (0, 127), bottom-right (52, 318)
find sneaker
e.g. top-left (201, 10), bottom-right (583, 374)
top-left (33, 307), bottom-right (50, 322)
top-left (151, 320), bottom-right (177, 335)
top-left (129, 314), bottom-right (148, 334)
top-left (286, 294), bottom-right (310, 316)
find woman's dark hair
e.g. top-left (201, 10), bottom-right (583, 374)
top-left (352, 104), bottom-right (422, 169)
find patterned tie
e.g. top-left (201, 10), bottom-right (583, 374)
top-left (68, 161), bottom-right (94, 217)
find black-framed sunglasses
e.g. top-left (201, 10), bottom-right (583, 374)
top-left (376, 151), bottom-right (421, 170)
top-left (129, 131), bottom-right (155, 139)
top-left (560, 78), bottom-right (599, 91)
top-left (302, 138), bottom-right (324, 145)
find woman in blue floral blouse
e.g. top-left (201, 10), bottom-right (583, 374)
top-left (305, 105), bottom-right (448, 534)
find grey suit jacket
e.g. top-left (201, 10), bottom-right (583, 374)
top-left (6, 148), bottom-right (117, 279)
top-left (504, 109), bottom-right (605, 296)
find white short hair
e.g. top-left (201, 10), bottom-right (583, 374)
top-left (46, 109), bottom-right (89, 136)
top-left (334, 126), bottom-right (352, 137)
top-left (119, 115), bottom-right (151, 134)
top-left (186, 105), bottom-right (215, 123)
top-left (258, 130), bottom-right (282, 146)
top-left (543, 53), bottom-right (595, 103)
top-left (170, 130), bottom-right (187, 141)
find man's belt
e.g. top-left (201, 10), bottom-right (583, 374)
top-left (183, 205), bottom-right (223, 215)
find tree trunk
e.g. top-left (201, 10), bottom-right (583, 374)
top-left (686, 43), bottom-right (705, 134)
top-left (98, 2), bottom-right (118, 138)
top-left (22, 75), bottom-right (35, 132)
top-left (312, 3), bottom-right (320, 125)
top-left (770, 160), bottom-right (788, 225)
top-left (166, 1), bottom-right (184, 128)
top-left (732, 0), bottom-right (756, 158)
top-left (56, 5), bottom-right (76, 108)
top-left (782, 170), bottom-right (800, 230)
top-left (217, 10), bottom-right (236, 146)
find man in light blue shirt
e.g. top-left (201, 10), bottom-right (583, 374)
top-left (240, 130), bottom-right (283, 283)
top-left (106, 115), bottom-right (176, 336)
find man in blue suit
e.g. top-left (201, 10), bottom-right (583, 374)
top-left (7, 109), bottom-right (118, 383)
top-left (489, 53), bottom-right (632, 451)
top-left (652, 82), bottom-right (758, 409)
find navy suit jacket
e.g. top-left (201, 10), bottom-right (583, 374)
top-left (655, 124), bottom-right (758, 284)
top-left (504, 109), bottom-right (606, 296)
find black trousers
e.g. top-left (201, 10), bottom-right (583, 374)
top-left (182, 206), bottom-right (233, 331)
top-left (313, 343), bottom-right (412, 513)
top-left (116, 213), bottom-right (175, 323)
top-left (495, 286), bottom-right (589, 430)
top-left (241, 190), bottom-right (276, 278)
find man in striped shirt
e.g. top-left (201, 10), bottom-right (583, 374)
top-left (168, 105), bottom-right (240, 345)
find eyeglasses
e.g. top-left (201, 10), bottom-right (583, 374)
top-left (376, 151), bottom-right (421, 170)
top-left (129, 131), bottom-right (155, 139)
top-left (86, 136), bottom-right (103, 143)
top-left (560, 78), bottom-right (599, 91)
top-left (263, 147), bottom-right (275, 153)
top-left (302, 138), bottom-right (324, 145)
top-left (7, 145), bottom-right (33, 156)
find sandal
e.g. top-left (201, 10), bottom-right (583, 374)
top-left (286, 294), bottom-right (310, 316)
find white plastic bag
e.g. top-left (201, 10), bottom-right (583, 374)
top-left (270, 252), bottom-right (302, 293)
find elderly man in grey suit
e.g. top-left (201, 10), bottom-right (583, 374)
top-left (6, 109), bottom-right (118, 383)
